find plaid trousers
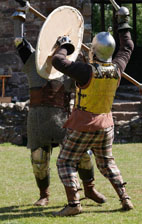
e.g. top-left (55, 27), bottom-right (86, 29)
top-left (57, 126), bottom-right (124, 189)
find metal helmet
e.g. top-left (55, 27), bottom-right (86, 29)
top-left (89, 31), bottom-right (116, 63)
top-left (116, 6), bottom-right (130, 16)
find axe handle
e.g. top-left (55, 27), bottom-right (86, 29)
top-left (79, 44), bottom-right (141, 88)
top-left (121, 72), bottom-right (141, 88)
top-left (109, 0), bottom-right (120, 11)
top-left (81, 43), bottom-right (90, 51)
top-left (29, 5), bottom-right (46, 21)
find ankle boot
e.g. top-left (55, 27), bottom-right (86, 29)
top-left (52, 186), bottom-right (82, 216)
top-left (83, 181), bottom-right (106, 203)
top-left (34, 187), bottom-right (49, 206)
top-left (120, 197), bottom-right (134, 211)
top-left (52, 204), bottom-right (82, 217)
top-left (34, 177), bottom-right (50, 206)
top-left (110, 181), bottom-right (134, 211)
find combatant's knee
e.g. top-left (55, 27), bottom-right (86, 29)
top-left (31, 147), bottom-right (51, 206)
top-left (31, 147), bottom-right (51, 180)
top-left (78, 150), bottom-right (106, 203)
top-left (78, 150), bottom-right (94, 182)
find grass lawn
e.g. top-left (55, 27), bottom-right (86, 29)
top-left (0, 143), bottom-right (142, 224)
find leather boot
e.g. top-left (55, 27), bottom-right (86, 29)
top-left (121, 198), bottom-right (134, 211)
top-left (83, 181), bottom-right (106, 203)
top-left (78, 150), bottom-right (106, 203)
top-left (34, 188), bottom-right (49, 206)
top-left (110, 181), bottom-right (134, 211)
top-left (52, 186), bottom-right (82, 216)
top-left (34, 177), bottom-right (50, 206)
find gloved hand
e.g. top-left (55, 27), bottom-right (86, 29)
top-left (116, 6), bottom-right (132, 31)
top-left (15, 0), bottom-right (27, 7)
top-left (56, 36), bottom-right (75, 55)
top-left (15, 0), bottom-right (30, 13)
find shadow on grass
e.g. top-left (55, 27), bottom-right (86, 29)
top-left (0, 204), bottom-right (64, 213)
top-left (83, 208), bottom-right (122, 213)
top-left (0, 204), bottom-right (126, 221)
top-left (0, 204), bottom-right (63, 221)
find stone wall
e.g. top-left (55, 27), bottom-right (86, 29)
top-left (114, 116), bottom-right (142, 143)
top-left (0, 102), bottom-right (28, 145)
top-left (0, 101), bottom-right (142, 146)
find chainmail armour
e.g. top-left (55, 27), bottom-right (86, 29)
top-left (23, 53), bottom-right (75, 150)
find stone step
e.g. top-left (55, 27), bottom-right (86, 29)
top-left (117, 85), bottom-right (139, 93)
top-left (112, 111), bottom-right (141, 122)
top-left (112, 101), bottom-right (142, 112)
top-left (115, 92), bottom-right (142, 101)
top-left (115, 84), bottom-right (142, 101)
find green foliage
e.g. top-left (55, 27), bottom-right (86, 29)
top-left (105, 4), bottom-right (113, 31)
top-left (92, 4), bottom-right (101, 35)
top-left (136, 4), bottom-right (142, 46)
top-left (92, 3), bottom-right (142, 46)
top-left (0, 143), bottom-right (142, 224)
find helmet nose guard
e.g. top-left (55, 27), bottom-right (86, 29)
top-left (90, 32), bottom-right (116, 63)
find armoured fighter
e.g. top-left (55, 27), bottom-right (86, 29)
top-left (51, 3), bottom-right (134, 216)
top-left (12, 0), bottom-right (106, 206)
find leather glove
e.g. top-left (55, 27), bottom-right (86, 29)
top-left (116, 6), bottom-right (132, 31)
top-left (56, 36), bottom-right (75, 55)
top-left (15, 0), bottom-right (27, 7)
top-left (15, 0), bottom-right (30, 13)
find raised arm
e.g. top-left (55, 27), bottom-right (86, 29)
top-left (52, 37), bottom-right (91, 86)
top-left (112, 7), bottom-right (134, 73)
top-left (12, 0), bottom-right (35, 64)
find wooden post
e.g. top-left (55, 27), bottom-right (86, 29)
top-left (0, 75), bottom-right (12, 103)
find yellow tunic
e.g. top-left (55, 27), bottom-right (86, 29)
top-left (75, 63), bottom-right (119, 114)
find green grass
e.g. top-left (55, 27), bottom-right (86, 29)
top-left (0, 143), bottom-right (142, 224)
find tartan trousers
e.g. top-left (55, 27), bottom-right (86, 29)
top-left (57, 126), bottom-right (124, 189)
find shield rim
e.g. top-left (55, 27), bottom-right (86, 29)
top-left (35, 5), bottom-right (84, 80)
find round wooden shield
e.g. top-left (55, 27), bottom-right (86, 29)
top-left (35, 6), bottom-right (84, 80)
